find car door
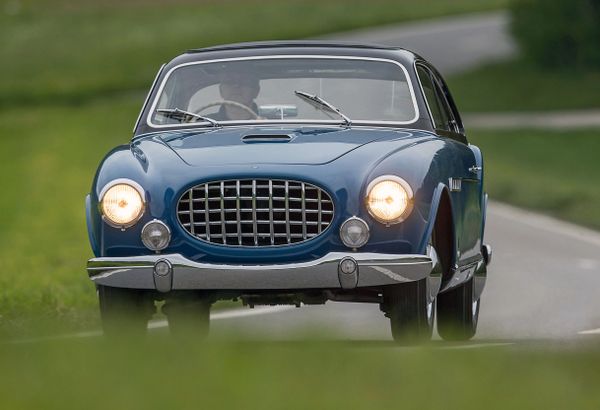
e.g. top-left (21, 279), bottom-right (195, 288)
top-left (416, 63), bottom-right (483, 266)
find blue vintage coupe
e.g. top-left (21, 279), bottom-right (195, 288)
top-left (86, 41), bottom-right (491, 342)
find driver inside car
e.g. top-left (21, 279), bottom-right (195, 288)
top-left (211, 71), bottom-right (260, 121)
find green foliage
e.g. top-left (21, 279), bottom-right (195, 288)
top-left (510, 0), bottom-right (600, 69)
top-left (470, 129), bottom-right (600, 229)
top-left (447, 59), bottom-right (600, 112)
top-left (1, 339), bottom-right (600, 409)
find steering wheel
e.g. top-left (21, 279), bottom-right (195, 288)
top-left (194, 100), bottom-right (259, 119)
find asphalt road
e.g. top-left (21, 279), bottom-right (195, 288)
top-left (207, 12), bottom-right (600, 343)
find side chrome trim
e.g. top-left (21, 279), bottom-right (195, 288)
top-left (145, 55), bottom-right (420, 130)
top-left (88, 252), bottom-right (435, 291)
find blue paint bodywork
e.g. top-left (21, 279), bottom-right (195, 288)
top-left (86, 42), bottom-right (487, 293)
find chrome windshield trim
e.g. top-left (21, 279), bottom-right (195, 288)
top-left (133, 63), bottom-right (165, 133)
top-left (145, 55), bottom-right (420, 130)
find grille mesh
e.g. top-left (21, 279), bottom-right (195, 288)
top-left (177, 179), bottom-right (334, 246)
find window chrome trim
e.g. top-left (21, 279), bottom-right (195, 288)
top-left (414, 62), bottom-right (437, 130)
top-left (145, 55), bottom-right (420, 130)
top-left (133, 64), bottom-right (166, 134)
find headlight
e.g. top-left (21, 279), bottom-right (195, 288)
top-left (340, 217), bottom-right (370, 249)
top-left (100, 180), bottom-right (145, 228)
top-left (365, 175), bottom-right (413, 224)
top-left (141, 220), bottom-right (171, 251)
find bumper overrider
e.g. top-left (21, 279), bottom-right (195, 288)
top-left (87, 250), bottom-right (440, 293)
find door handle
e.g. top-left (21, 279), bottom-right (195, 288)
top-left (469, 166), bottom-right (482, 173)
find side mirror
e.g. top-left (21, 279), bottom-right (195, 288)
top-left (258, 104), bottom-right (298, 119)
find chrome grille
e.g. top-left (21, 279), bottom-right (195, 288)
top-left (177, 179), bottom-right (334, 246)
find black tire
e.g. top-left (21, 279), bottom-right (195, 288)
top-left (383, 279), bottom-right (434, 344)
top-left (98, 285), bottom-right (154, 337)
top-left (163, 295), bottom-right (211, 339)
top-left (437, 277), bottom-right (480, 341)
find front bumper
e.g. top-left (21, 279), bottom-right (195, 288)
top-left (87, 251), bottom-right (438, 293)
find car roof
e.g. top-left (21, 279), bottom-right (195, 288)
top-left (165, 40), bottom-right (420, 68)
top-left (186, 40), bottom-right (406, 54)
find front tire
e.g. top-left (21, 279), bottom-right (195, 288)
top-left (163, 294), bottom-right (211, 339)
top-left (98, 285), bottom-right (154, 337)
top-left (382, 279), bottom-right (434, 344)
top-left (437, 277), bottom-right (480, 341)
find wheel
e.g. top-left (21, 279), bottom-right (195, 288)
top-left (437, 277), bottom-right (480, 341)
top-left (194, 100), bottom-right (258, 118)
top-left (98, 285), bottom-right (154, 337)
top-left (382, 279), bottom-right (435, 344)
top-left (163, 294), bottom-right (211, 339)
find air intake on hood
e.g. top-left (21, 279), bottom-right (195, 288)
top-left (241, 134), bottom-right (293, 143)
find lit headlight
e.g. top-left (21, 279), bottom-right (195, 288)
top-left (365, 175), bottom-right (413, 224)
top-left (100, 180), bottom-right (145, 228)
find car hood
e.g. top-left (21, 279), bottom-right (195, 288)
top-left (156, 126), bottom-right (426, 166)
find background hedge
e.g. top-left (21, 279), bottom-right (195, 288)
top-left (511, 0), bottom-right (600, 69)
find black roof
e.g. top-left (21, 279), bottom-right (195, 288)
top-left (187, 40), bottom-right (405, 54)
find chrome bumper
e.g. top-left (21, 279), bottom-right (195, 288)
top-left (87, 251), bottom-right (438, 293)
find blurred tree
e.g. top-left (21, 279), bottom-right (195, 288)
top-left (511, 0), bottom-right (600, 69)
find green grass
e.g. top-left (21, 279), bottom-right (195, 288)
top-left (0, 0), bottom-right (508, 109)
top-left (0, 96), bottom-right (141, 336)
top-left (448, 59), bottom-right (600, 112)
top-left (1, 339), bottom-right (600, 409)
top-left (470, 129), bottom-right (600, 229)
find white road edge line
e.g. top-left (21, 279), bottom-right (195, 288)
top-left (578, 328), bottom-right (600, 335)
top-left (489, 201), bottom-right (600, 247)
top-left (6, 306), bottom-right (296, 344)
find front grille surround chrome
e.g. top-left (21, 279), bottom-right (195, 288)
top-left (177, 179), bottom-right (335, 247)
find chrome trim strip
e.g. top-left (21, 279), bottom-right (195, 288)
top-left (88, 252), bottom-right (435, 290)
top-left (204, 185), bottom-right (211, 242)
top-left (285, 180), bottom-right (291, 244)
top-left (145, 55), bottom-right (420, 130)
top-left (236, 180), bottom-right (242, 245)
top-left (187, 190), bottom-right (195, 236)
top-left (219, 181), bottom-right (226, 244)
top-left (133, 63), bottom-right (165, 133)
top-left (252, 180), bottom-right (258, 246)
top-left (301, 182), bottom-right (307, 240)
top-left (268, 180), bottom-right (275, 246)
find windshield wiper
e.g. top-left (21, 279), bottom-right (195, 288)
top-left (156, 108), bottom-right (220, 127)
top-left (294, 90), bottom-right (352, 127)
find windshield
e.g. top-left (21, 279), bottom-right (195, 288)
top-left (149, 57), bottom-right (417, 127)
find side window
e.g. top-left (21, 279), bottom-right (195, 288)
top-left (416, 65), bottom-right (446, 130)
top-left (432, 79), bottom-right (454, 133)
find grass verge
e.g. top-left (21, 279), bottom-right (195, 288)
top-left (448, 59), bottom-right (600, 112)
top-left (1, 339), bottom-right (599, 409)
top-left (469, 129), bottom-right (600, 229)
